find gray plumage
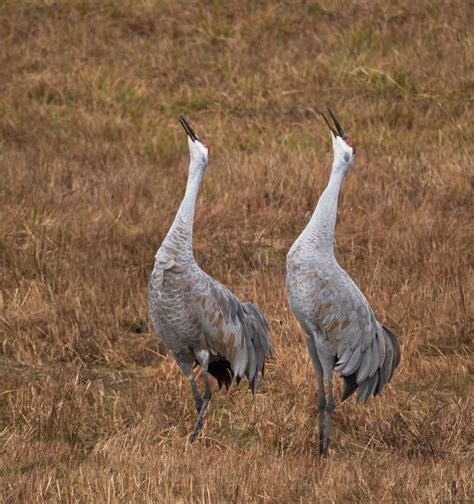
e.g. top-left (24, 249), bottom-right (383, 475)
top-left (149, 117), bottom-right (271, 442)
top-left (286, 109), bottom-right (400, 456)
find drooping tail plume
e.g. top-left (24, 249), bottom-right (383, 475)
top-left (341, 325), bottom-right (400, 403)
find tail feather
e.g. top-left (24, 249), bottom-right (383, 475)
top-left (206, 302), bottom-right (271, 395)
top-left (383, 325), bottom-right (401, 381)
top-left (207, 359), bottom-right (234, 390)
top-left (341, 373), bottom-right (358, 401)
top-left (241, 302), bottom-right (272, 396)
top-left (340, 325), bottom-right (400, 403)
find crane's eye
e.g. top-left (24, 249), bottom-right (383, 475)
top-left (202, 141), bottom-right (210, 153)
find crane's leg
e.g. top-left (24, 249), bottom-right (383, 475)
top-left (306, 335), bottom-right (326, 456)
top-left (174, 354), bottom-right (202, 413)
top-left (190, 377), bottom-right (203, 413)
top-left (322, 358), bottom-right (336, 456)
top-left (188, 349), bottom-right (211, 444)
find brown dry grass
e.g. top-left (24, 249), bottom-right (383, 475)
top-left (1, 0), bottom-right (473, 502)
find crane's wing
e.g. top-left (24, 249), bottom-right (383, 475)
top-left (317, 266), bottom-right (400, 403)
top-left (192, 271), bottom-right (271, 395)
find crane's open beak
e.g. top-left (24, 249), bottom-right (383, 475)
top-left (321, 108), bottom-right (345, 138)
top-left (179, 116), bottom-right (200, 143)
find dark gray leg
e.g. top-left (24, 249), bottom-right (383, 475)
top-left (307, 335), bottom-right (326, 455)
top-left (188, 369), bottom-right (211, 443)
top-left (188, 349), bottom-right (211, 444)
top-left (190, 377), bottom-right (203, 413)
top-left (323, 369), bottom-right (335, 456)
top-left (174, 355), bottom-right (203, 413)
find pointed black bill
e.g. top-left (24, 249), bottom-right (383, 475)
top-left (179, 116), bottom-right (199, 142)
top-left (320, 111), bottom-right (338, 137)
top-left (328, 108), bottom-right (345, 137)
top-left (320, 108), bottom-right (345, 138)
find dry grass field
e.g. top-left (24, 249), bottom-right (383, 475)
top-left (1, 0), bottom-right (473, 502)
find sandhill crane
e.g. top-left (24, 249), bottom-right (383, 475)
top-left (148, 117), bottom-right (271, 443)
top-left (286, 109), bottom-right (400, 456)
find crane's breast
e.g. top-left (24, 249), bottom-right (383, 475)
top-left (286, 260), bottom-right (327, 331)
top-left (148, 262), bottom-right (204, 352)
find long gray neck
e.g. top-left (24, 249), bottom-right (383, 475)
top-left (162, 159), bottom-right (205, 263)
top-left (303, 166), bottom-right (345, 255)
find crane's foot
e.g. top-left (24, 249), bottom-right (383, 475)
top-left (318, 438), bottom-right (335, 458)
top-left (318, 436), bottom-right (330, 457)
top-left (187, 396), bottom-right (209, 444)
top-left (188, 429), bottom-right (199, 444)
top-left (188, 418), bottom-right (204, 444)
top-left (319, 437), bottom-right (325, 456)
top-left (318, 430), bottom-right (327, 457)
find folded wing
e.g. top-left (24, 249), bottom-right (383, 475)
top-left (318, 268), bottom-right (400, 403)
top-left (193, 273), bottom-right (272, 395)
